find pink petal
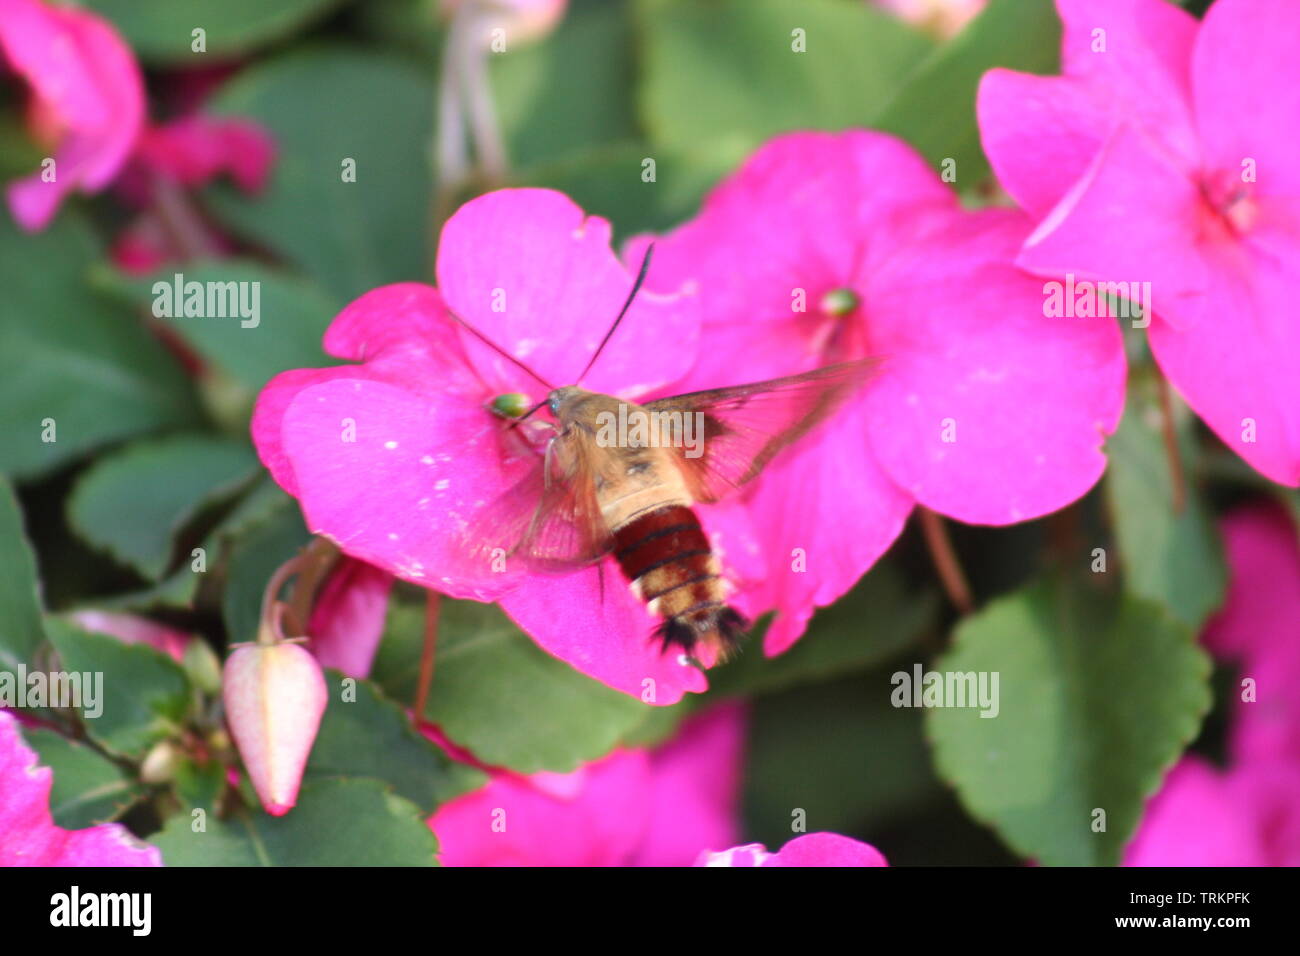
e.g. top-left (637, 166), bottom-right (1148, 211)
top-left (0, 0), bottom-right (144, 230)
top-left (1124, 756), bottom-right (1265, 866)
top-left (1016, 124), bottom-right (1214, 333)
top-left (110, 225), bottom-right (171, 275)
top-left (1202, 505), bottom-right (1300, 765)
top-left (1147, 239), bottom-right (1300, 486)
top-left (765, 832), bottom-right (889, 867)
top-left (321, 283), bottom-right (467, 369)
top-left (1192, 0), bottom-right (1300, 198)
top-left (253, 366), bottom-right (366, 497)
top-left (977, 71), bottom-right (1108, 219)
top-left (695, 842), bottom-right (772, 867)
top-left (745, 397), bottom-right (913, 656)
top-left (1054, 0), bottom-right (1200, 168)
top-left (0, 711), bottom-right (161, 866)
top-left (631, 131), bottom-right (954, 332)
top-left (307, 558), bottom-right (394, 679)
top-left (630, 703), bottom-right (746, 866)
top-left (429, 748), bottom-right (654, 866)
top-left (251, 285), bottom-right (479, 497)
top-left (866, 208), bottom-right (1125, 524)
top-left (135, 115), bottom-right (276, 193)
top-left (696, 832), bottom-right (888, 867)
top-left (68, 610), bottom-right (191, 663)
top-left (253, 283), bottom-right (481, 495)
top-left (498, 558), bottom-right (710, 704)
top-left (278, 375), bottom-right (534, 601)
top-left (435, 188), bottom-right (700, 399)
top-left (495, 498), bottom-right (762, 701)
top-left (1225, 761), bottom-right (1300, 866)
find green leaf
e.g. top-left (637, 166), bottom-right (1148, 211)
top-left (205, 49), bottom-right (436, 302)
top-left (706, 562), bottom-right (938, 698)
top-left (82, 0), bottom-right (345, 63)
top-left (636, 0), bottom-right (931, 156)
top-left (45, 618), bottom-right (191, 757)
top-left (0, 213), bottom-right (200, 478)
top-left (150, 778), bottom-right (439, 866)
top-left (925, 576), bottom-right (1212, 866)
top-left (1104, 375), bottom-right (1226, 630)
top-left (127, 261), bottom-right (340, 392)
top-left (0, 110), bottom-right (45, 180)
top-left (619, 696), bottom-right (696, 749)
top-left (306, 672), bottom-right (486, 812)
top-left (0, 476), bottom-right (46, 675)
top-left (372, 595), bottom-right (650, 773)
top-left (494, 0), bottom-right (638, 169)
top-left (173, 757), bottom-right (227, 814)
top-left (106, 479), bottom-right (295, 614)
top-left (67, 435), bottom-right (259, 581)
top-left (872, 0), bottom-right (1062, 182)
top-left (349, 0), bottom-right (444, 59)
top-left (518, 141), bottom-right (733, 240)
top-left (21, 727), bottom-right (143, 829)
top-left (744, 669), bottom-right (947, 847)
top-left (220, 502), bottom-right (311, 644)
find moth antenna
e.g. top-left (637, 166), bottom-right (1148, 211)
top-left (447, 309), bottom-right (556, 392)
top-left (575, 242), bottom-right (654, 387)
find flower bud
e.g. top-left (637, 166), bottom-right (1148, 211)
top-left (222, 642), bottom-right (327, 816)
top-left (182, 639), bottom-right (223, 696)
top-left (139, 740), bottom-right (179, 784)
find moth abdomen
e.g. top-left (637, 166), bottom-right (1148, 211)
top-left (613, 504), bottom-right (747, 659)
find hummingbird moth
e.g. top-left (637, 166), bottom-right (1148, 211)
top-left (455, 246), bottom-right (880, 663)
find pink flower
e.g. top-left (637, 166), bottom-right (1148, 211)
top-left (1202, 504), bottom-right (1300, 766)
top-left (251, 188), bottom-right (772, 703)
top-left (697, 832), bottom-right (888, 867)
top-left (1123, 757), bottom-right (1265, 867)
top-left (0, 0), bottom-right (144, 230)
top-left (1126, 504), bottom-right (1300, 866)
top-left (977, 0), bottom-right (1300, 486)
top-left (0, 711), bottom-right (161, 865)
top-left (109, 224), bottom-right (171, 276)
top-left (306, 558), bottom-right (394, 679)
top-left (134, 115), bottom-right (276, 194)
top-left (631, 131), bottom-right (1126, 653)
top-left (68, 610), bottom-right (192, 663)
top-left (428, 704), bottom-right (744, 866)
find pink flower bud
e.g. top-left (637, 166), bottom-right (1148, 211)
top-left (222, 642), bottom-right (327, 816)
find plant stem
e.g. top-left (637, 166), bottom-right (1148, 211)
top-left (1157, 375), bottom-right (1187, 515)
top-left (918, 507), bottom-right (974, 615)
top-left (151, 178), bottom-right (222, 261)
top-left (282, 537), bottom-right (342, 637)
top-left (413, 591), bottom-right (441, 725)
top-left (257, 556), bottom-right (304, 644)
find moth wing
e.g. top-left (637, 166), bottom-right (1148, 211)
top-left (462, 428), bottom-right (613, 576)
top-left (644, 358), bottom-right (882, 503)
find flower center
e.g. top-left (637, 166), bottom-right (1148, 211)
top-left (819, 287), bottom-right (860, 317)
top-left (1202, 170), bottom-right (1258, 236)
top-left (489, 392), bottom-right (531, 418)
top-left (809, 286), bottom-right (868, 364)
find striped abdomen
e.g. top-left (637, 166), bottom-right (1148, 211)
top-left (612, 504), bottom-right (747, 659)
